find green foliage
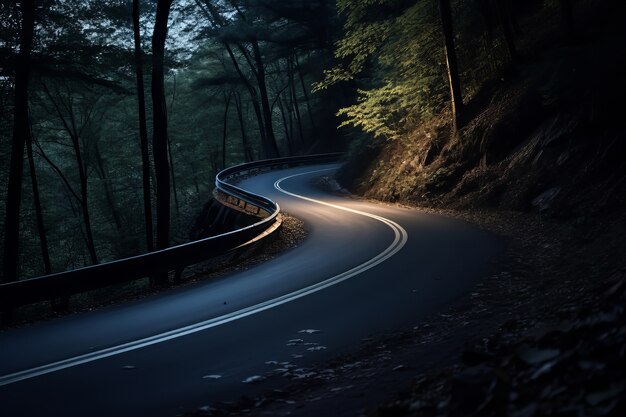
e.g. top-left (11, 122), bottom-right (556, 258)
top-left (334, 20), bottom-right (393, 77)
top-left (318, 0), bottom-right (445, 140)
top-left (338, 82), bottom-right (421, 140)
top-left (322, 0), bottom-right (517, 140)
top-left (0, 0), bottom-right (339, 279)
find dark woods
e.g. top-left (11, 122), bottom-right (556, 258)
top-left (0, 0), bottom-right (339, 285)
top-left (0, 0), bottom-right (579, 284)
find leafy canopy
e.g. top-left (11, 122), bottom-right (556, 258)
top-left (317, 0), bottom-right (446, 140)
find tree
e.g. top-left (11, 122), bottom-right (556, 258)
top-left (473, 1), bottom-right (520, 65)
top-left (26, 129), bottom-right (52, 276)
top-left (221, 90), bottom-right (232, 168)
top-left (2, 0), bottom-right (35, 283)
top-left (151, 0), bottom-right (174, 284)
top-left (318, 0), bottom-right (523, 138)
top-left (0, 0), bottom-right (338, 286)
top-left (194, 0), bottom-right (280, 159)
top-left (438, 0), bottom-right (463, 128)
top-left (316, 0), bottom-right (448, 140)
top-left (132, 0), bottom-right (154, 253)
top-left (234, 91), bottom-right (254, 161)
top-left (186, 0), bottom-right (337, 157)
top-left (41, 82), bottom-right (100, 265)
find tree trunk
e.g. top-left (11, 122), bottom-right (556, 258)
top-left (277, 96), bottom-right (294, 156)
top-left (2, 0), bottom-right (35, 285)
top-left (222, 44), bottom-right (270, 158)
top-left (288, 57), bottom-right (304, 151)
top-left (74, 133), bottom-right (99, 265)
top-left (26, 133), bottom-right (51, 275)
top-left (222, 91), bottom-right (232, 169)
top-left (151, 0), bottom-right (173, 259)
top-left (195, 0), bottom-right (279, 159)
top-left (294, 53), bottom-right (316, 131)
top-left (150, 0), bottom-right (173, 286)
top-left (132, 0), bottom-right (154, 253)
top-left (41, 83), bottom-right (98, 264)
top-left (34, 137), bottom-right (87, 307)
top-left (234, 92), bottom-right (253, 162)
top-left (94, 143), bottom-right (124, 239)
top-left (252, 41), bottom-right (280, 158)
top-left (438, 0), bottom-right (464, 129)
top-left (167, 135), bottom-right (180, 218)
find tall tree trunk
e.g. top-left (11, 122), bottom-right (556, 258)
top-left (37, 137), bottom-right (66, 310)
top-left (2, 0), bottom-right (35, 285)
top-left (294, 53), bottom-right (316, 131)
top-left (33, 137), bottom-right (81, 213)
top-left (41, 83), bottom-right (98, 264)
top-left (190, 164), bottom-right (200, 194)
top-left (35, 135), bottom-right (90, 308)
top-left (151, 0), bottom-right (173, 262)
top-left (132, 0), bottom-right (154, 253)
top-left (74, 134), bottom-right (98, 265)
top-left (194, 0), bottom-right (278, 159)
top-left (234, 92), bottom-right (253, 162)
top-left (221, 41), bottom-right (270, 158)
top-left (288, 57), bottom-right (304, 151)
top-left (252, 41), bottom-right (280, 158)
top-left (438, 0), bottom-right (464, 129)
top-left (167, 135), bottom-right (180, 218)
top-left (222, 91), bottom-right (232, 169)
top-left (277, 96), bottom-right (294, 155)
top-left (94, 143), bottom-right (124, 239)
top-left (35, 130), bottom-right (67, 311)
top-left (26, 133), bottom-right (51, 275)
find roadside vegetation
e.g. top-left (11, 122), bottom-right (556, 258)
top-left (0, 0), bottom-right (343, 285)
top-left (2, 0), bottom-right (625, 414)
top-left (186, 0), bottom-right (626, 415)
top-left (323, 0), bottom-right (626, 415)
top-left (332, 0), bottom-right (624, 222)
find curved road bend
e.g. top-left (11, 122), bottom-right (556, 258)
top-left (0, 164), bottom-right (500, 417)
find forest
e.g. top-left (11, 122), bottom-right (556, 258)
top-left (2, 0), bottom-right (626, 416)
top-left (1, 0), bottom-right (584, 284)
top-left (1, 0), bottom-right (346, 284)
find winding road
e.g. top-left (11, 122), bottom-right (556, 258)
top-left (0, 164), bottom-right (499, 417)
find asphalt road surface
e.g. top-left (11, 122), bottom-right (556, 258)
top-left (0, 164), bottom-right (499, 417)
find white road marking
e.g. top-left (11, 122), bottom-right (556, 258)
top-left (0, 166), bottom-right (408, 387)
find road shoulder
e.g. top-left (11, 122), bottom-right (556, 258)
top-left (184, 207), bottom-right (624, 416)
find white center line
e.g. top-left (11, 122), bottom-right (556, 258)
top-left (0, 166), bottom-right (408, 387)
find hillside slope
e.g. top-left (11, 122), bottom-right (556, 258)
top-left (337, 0), bottom-right (626, 221)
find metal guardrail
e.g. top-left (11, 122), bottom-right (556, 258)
top-left (0, 153), bottom-right (343, 310)
top-left (215, 153), bottom-right (343, 215)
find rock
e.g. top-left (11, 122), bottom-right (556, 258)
top-left (307, 346), bottom-right (327, 351)
top-left (299, 329), bottom-right (321, 334)
top-left (242, 375), bottom-right (266, 384)
top-left (516, 346), bottom-right (560, 366)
